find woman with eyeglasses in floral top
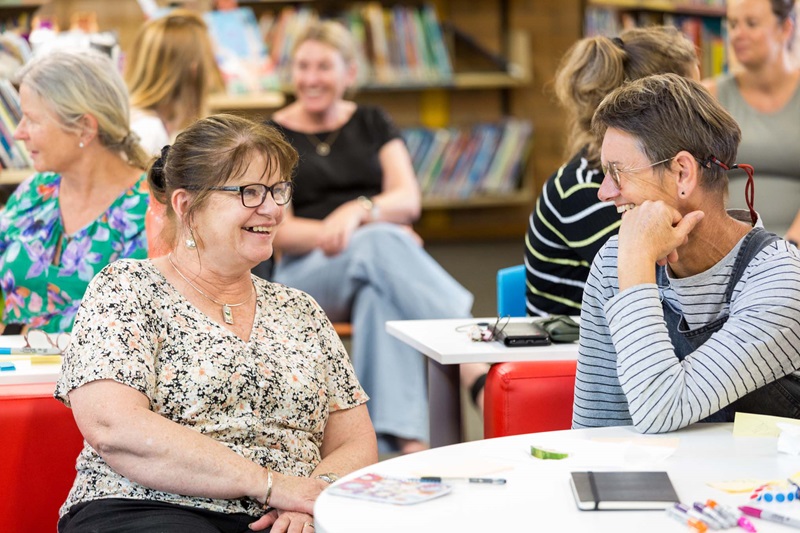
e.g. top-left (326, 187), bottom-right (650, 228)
top-left (55, 114), bottom-right (377, 533)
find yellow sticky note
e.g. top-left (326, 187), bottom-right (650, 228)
top-left (733, 412), bottom-right (800, 437)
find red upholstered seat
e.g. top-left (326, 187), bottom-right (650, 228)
top-left (483, 359), bottom-right (577, 439)
top-left (485, 265), bottom-right (578, 438)
top-left (0, 383), bottom-right (83, 532)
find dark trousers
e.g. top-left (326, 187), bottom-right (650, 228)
top-left (58, 498), bottom-right (260, 533)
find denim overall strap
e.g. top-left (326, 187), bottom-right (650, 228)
top-left (658, 228), bottom-right (800, 421)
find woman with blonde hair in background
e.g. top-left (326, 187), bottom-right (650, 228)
top-left (703, 0), bottom-right (800, 243)
top-left (125, 9), bottom-right (224, 156)
top-left (267, 20), bottom-right (477, 455)
top-left (0, 50), bottom-right (150, 334)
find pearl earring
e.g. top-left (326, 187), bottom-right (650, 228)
top-left (185, 237), bottom-right (196, 249)
top-left (79, 141), bottom-right (84, 148)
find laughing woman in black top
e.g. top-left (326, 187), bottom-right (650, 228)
top-left (267, 20), bottom-right (484, 455)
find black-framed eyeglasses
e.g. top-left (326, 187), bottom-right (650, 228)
top-left (601, 157), bottom-right (673, 189)
top-left (208, 181), bottom-right (294, 208)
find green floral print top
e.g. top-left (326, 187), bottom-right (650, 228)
top-left (0, 172), bottom-right (149, 332)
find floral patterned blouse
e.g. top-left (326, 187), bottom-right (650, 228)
top-left (0, 172), bottom-right (149, 332)
top-left (55, 259), bottom-right (368, 518)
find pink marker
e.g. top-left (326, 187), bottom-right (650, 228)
top-left (740, 505), bottom-right (800, 530)
top-left (737, 515), bottom-right (758, 533)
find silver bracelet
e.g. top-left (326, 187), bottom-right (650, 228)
top-left (262, 468), bottom-right (273, 510)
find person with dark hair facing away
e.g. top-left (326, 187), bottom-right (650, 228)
top-left (573, 73), bottom-right (800, 432)
top-left (525, 26), bottom-right (699, 316)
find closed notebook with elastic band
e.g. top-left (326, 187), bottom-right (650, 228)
top-left (570, 471), bottom-right (680, 510)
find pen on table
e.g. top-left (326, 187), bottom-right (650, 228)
top-left (416, 476), bottom-right (507, 485)
top-left (740, 506), bottom-right (800, 529)
top-left (693, 502), bottom-right (734, 529)
top-left (706, 500), bottom-right (743, 526)
top-left (707, 500), bottom-right (758, 533)
top-left (667, 505), bottom-right (708, 533)
top-left (676, 503), bottom-right (722, 530)
top-left (0, 347), bottom-right (62, 355)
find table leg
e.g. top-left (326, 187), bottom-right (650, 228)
top-left (427, 358), bottom-right (462, 447)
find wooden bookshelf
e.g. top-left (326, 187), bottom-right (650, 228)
top-left (586, 0), bottom-right (725, 17)
top-left (584, 0), bottom-right (728, 79)
top-left (208, 91), bottom-right (286, 112)
top-left (9, 0), bottom-right (583, 241)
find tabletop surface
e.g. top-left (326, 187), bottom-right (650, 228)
top-left (386, 318), bottom-right (579, 365)
top-left (0, 335), bottom-right (62, 386)
top-left (314, 423), bottom-right (800, 533)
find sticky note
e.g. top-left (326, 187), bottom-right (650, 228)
top-left (733, 412), bottom-right (800, 437)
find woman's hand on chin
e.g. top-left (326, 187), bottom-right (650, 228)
top-left (617, 200), bottom-right (704, 289)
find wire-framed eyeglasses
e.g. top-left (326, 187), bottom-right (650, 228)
top-left (602, 157), bottom-right (673, 189)
top-left (208, 181), bottom-right (294, 208)
top-left (23, 329), bottom-right (71, 353)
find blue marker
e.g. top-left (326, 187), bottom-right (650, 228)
top-left (0, 362), bottom-right (16, 372)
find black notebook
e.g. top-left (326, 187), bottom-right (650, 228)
top-left (570, 471), bottom-right (679, 511)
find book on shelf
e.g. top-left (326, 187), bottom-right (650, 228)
top-left (204, 7), bottom-right (279, 95)
top-left (664, 13), bottom-right (726, 77)
top-left (259, 2), bottom-right (453, 88)
top-left (0, 79), bottom-right (32, 170)
top-left (584, 4), bottom-right (727, 77)
top-left (401, 119), bottom-right (532, 200)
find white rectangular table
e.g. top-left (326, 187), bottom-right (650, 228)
top-left (386, 318), bottom-right (579, 447)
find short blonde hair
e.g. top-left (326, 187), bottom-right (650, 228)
top-left (125, 9), bottom-right (224, 133)
top-left (16, 49), bottom-right (149, 169)
top-left (291, 19), bottom-right (357, 65)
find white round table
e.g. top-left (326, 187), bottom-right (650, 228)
top-left (315, 423), bottom-right (800, 532)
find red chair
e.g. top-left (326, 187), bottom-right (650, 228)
top-left (482, 265), bottom-right (577, 438)
top-left (0, 383), bottom-right (84, 532)
top-left (483, 360), bottom-right (577, 438)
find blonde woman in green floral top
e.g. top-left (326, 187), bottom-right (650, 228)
top-left (0, 51), bottom-right (148, 332)
top-left (55, 114), bottom-right (377, 533)
top-left (0, 50), bottom-right (151, 334)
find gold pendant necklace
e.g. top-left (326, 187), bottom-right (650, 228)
top-left (167, 253), bottom-right (252, 325)
top-left (305, 127), bottom-right (342, 156)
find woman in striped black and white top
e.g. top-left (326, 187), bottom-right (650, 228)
top-left (572, 73), bottom-right (800, 433)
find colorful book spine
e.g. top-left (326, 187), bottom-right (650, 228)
top-left (402, 120), bottom-right (532, 199)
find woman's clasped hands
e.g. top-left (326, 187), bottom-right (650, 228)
top-left (249, 472), bottom-right (329, 532)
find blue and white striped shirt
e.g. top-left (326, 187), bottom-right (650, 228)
top-left (573, 221), bottom-right (800, 433)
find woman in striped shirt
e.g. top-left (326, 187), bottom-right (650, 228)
top-left (573, 73), bottom-right (800, 433)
